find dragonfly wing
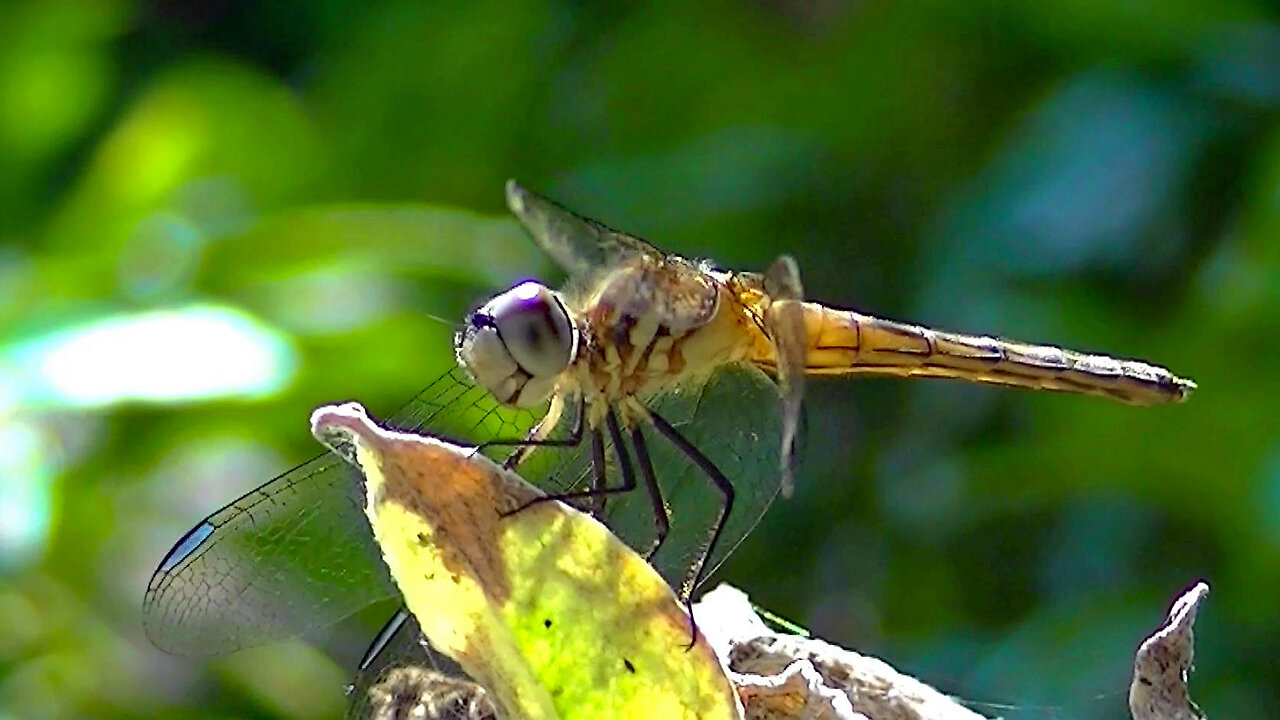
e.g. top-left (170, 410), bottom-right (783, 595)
top-left (142, 453), bottom-right (394, 655)
top-left (762, 255), bottom-right (806, 498)
top-left (644, 363), bottom-right (785, 587)
top-left (505, 180), bottom-right (659, 276)
top-left (143, 367), bottom-right (546, 655)
top-left (506, 180), bottom-right (722, 339)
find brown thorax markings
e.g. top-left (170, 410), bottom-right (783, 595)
top-left (565, 258), bottom-right (777, 430)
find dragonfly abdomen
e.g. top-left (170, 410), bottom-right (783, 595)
top-left (799, 303), bottom-right (1194, 405)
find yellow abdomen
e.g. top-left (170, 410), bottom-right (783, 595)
top-left (788, 302), bottom-right (1194, 406)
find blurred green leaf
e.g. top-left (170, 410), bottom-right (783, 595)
top-left (3, 1), bottom-right (1278, 718)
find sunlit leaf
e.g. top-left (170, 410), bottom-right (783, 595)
top-left (312, 402), bottom-right (744, 720)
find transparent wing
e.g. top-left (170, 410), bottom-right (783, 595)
top-left (142, 453), bottom-right (392, 655)
top-left (144, 364), bottom-right (784, 656)
top-left (506, 179), bottom-right (722, 336)
top-left (142, 367), bottom-right (543, 655)
top-left (505, 179), bottom-right (661, 277)
top-left (640, 363), bottom-right (786, 587)
top-left (762, 255), bottom-right (806, 498)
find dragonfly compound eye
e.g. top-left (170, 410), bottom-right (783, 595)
top-left (488, 281), bottom-right (576, 379)
top-left (456, 281), bottom-right (576, 407)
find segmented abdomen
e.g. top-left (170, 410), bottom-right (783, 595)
top-left (796, 303), bottom-right (1194, 406)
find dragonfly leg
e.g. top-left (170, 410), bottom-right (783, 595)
top-left (647, 408), bottom-right (736, 649)
top-left (628, 427), bottom-right (670, 560)
top-left (503, 409), bottom-right (648, 516)
top-left (588, 425), bottom-right (608, 514)
top-left (488, 396), bottom-right (614, 513)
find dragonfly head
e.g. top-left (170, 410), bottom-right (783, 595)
top-left (456, 281), bottom-right (578, 407)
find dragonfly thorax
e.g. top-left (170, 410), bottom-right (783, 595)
top-left (572, 279), bottom-right (766, 412)
top-left (456, 281), bottom-right (579, 407)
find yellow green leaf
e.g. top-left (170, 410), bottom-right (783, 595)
top-left (310, 402), bottom-right (744, 720)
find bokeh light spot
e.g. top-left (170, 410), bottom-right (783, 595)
top-left (0, 418), bottom-right (52, 569)
top-left (5, 305), bottom-right (297, 409)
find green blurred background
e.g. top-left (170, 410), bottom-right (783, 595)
top-left (2, 0), bottom-right (1278, 717)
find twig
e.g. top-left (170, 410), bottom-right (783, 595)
top-left (693, 585), bottom-right (987, 720)
top-left (694, 582), bottom-right (1214, 720)
top-left (1129, 582), bottom-right (1210, 720)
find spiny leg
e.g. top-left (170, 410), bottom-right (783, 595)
top-left (629, 426), bottom-right (671, 560)
top-left (503, 409), bottom-right (643, 515)
top-left (586, 420), bottom-right (608, 514)
top-left (493, 403), bottom-right (672, 590)
top-left (488, 396), bottom-right (609, 514)
top-left (647, 409), bottom-right (736, 649)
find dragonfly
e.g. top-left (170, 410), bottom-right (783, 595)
top-left (455, 179), bottom-right (1194, 596)
top-left (143, 181), bottom-right (1194, 708)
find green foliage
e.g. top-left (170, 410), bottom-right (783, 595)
top-left (2, 0), bottom-right (1278, 718)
